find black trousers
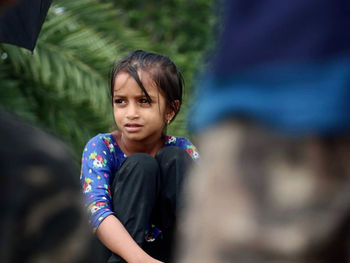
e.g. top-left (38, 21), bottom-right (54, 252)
top-left (107, 146), bottom-right (193, 263)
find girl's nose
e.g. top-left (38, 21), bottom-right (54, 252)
top-left (126, 103), bottom-right (139, 119)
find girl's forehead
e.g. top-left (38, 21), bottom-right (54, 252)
top-left (114, 71), bottom-right (159, 94)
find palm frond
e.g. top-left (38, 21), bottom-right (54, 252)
top-left (0, 0), bottom-right (215, 158)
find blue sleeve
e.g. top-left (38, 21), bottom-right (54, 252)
top-left (166, 136), bottom-right (200, 162)
top-left (80, 134), bottom-right (115, 232)
top-left (181, 137), bottom-right (200, 162)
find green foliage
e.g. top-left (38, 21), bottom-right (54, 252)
top-left (0, 0), bottom-right (215, 159)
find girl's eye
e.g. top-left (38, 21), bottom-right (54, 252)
top-left (114, 99), bottom-right (125, 104)
top-left (139, 98), bottom-right (151, 104)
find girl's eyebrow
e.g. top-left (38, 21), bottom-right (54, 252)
top-left (113, 93), bottom-right (158, 99)
top-left (141, 94), bottom-right (157, 99)
top-left (113, 93), bottom-right (125, 98)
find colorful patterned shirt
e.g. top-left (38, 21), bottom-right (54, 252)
top-left (80, 133), bottom-right (199, 237)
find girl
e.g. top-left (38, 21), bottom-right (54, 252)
top-left (80, 50), bottom-right (199, 263)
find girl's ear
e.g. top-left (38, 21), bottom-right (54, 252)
top-left (166, 100), bottom-right (180, 124)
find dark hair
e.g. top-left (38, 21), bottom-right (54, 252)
top-left (110, 50), bottom-right (184, 123)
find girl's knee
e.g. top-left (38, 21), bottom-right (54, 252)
top-left (123, 153), bottom-right (159, 178)
top-left (112, 153), bottom-right (159, 198)
top-left (156, 146), bottom-right (190, 163)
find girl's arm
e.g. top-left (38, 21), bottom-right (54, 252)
top-left (97, 215), bottom-right (163, 263)
top-left (81, 135), bottom-right (161, 262)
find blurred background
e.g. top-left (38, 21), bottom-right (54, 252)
top-left (0, 0), bottom-right (218, 161)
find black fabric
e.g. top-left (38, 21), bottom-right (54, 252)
top-left (0, 0), bottom-right (52, 51)
top-left (107, 146), bottom-right (193, 263)
top-left (0, 111), bottom-right (103, 262)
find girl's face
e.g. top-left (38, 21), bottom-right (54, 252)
top-left (113, 71), bottom-right (173, 143)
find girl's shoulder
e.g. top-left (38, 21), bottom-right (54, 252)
top-left (164, 135), bottom-right (190, 146)
top-left (85, 133), bottom-right (115, 148)
top-left (83, 133), bottom-right (122, 157)
top-left (164, 135), bottom-right (200, 161)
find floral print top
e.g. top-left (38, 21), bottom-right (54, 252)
top-left (80, 133), bottom-right (199, 238)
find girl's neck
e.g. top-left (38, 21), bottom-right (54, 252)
top-left (113, 131), bottom-right (165, 157)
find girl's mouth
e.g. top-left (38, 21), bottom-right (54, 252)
top-left (125, 123), bottom-right (143, 133)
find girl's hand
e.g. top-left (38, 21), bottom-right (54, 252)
top-left (137, 253), bottom-right (163, 263)
top-left (146, 257), bottom-right (163, 263)
top-left (132, 253), bottom-right (163, 263)
top-left (97, 215), bottom-right (164, 263)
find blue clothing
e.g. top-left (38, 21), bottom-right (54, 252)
top-left (80, 133), bottom-right (199, 233)
top-left (190, 0), bottom-right (350, 136)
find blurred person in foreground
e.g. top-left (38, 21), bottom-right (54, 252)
top-left (177, 0), bottom-right (350, 262)
top-left (0, 2), bottom-right (100, 262)
top-left (0, 112), bottom-right (100, 262)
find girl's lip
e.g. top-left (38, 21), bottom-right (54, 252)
top-left (125, 124), bottom-right (143, 132)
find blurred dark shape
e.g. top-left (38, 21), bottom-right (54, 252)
top-left (190, 0), bottom-right (350, 136)
top-left (0, 0), bottom-right (52, 51)
top-left (0, 112), bottom-right (101, 263)
top-left (178, 0), bottom-right (350, 262)
top-left (178, 122), bottom-right (350, 263)
top-left (0, 0), bottom-right (18, 8)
